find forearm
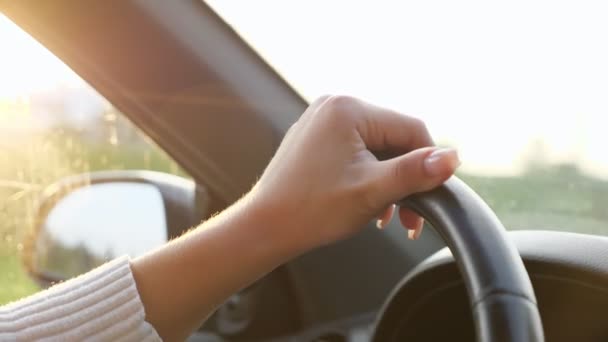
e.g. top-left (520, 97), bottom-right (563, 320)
top-left (129, 95), bottom-right (458, 341)
top-left (1, 96), bottom-right (456, 342)
top-left (130, 194), bottom-right (301, 342)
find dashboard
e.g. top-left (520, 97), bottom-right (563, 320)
top-left (374, 230), bottom-right (608, 341)
top-left (194, 225), bottom-right (429, 341)
top-left (194, 230), bottom-right (608, 341)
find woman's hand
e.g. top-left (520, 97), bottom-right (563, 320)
top-left (132, 95), bottom-right (459, 341)
top-left (248, 95), bottom-right (460, 252)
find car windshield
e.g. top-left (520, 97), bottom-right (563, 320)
top-left (207, 0), bottom-right (608, 235)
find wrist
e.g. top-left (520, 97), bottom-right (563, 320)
top-left (233, 192), bottom-right (310, 263)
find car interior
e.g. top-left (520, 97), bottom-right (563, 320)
top-left (2, 1), bottom-right (608, 341)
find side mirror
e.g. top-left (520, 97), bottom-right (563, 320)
top-left (25, 170), bottom-right (208, 287)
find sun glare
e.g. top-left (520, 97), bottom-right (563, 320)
top-left (0, 14), bottom-right (82, 99)
top-left (3, 4), bottom-right (608, 177)
top-left (208, 0), bottom-right (608, 178)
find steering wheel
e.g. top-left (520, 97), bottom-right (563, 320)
top-left (372, 177), bottom-right (544, 342)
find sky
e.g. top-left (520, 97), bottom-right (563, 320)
top-left (2, 2), bottom-right (608, 177)
top-left (0, 15), bottom-right (105, 136)
top-left (0, 15), bottom-right (81, 98)
top-left (206, 0), bottom-right (608, 177)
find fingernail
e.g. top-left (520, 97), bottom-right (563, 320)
top-left (408, 227), bottom-right (423, 240)
top-left (408, 229), bottom-right (417, 240)
top-left (376, 219), bottom-right (384, 229)
top-left (424, 148), bottom-right (460, 176)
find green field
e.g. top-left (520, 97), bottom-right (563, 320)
top-left (0, 251), bottom-right (39, 305)
top-left (460, 167), bottom-right (608, 235)
top-left (0, 122), bottom-right (186, 305)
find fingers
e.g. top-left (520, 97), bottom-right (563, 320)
top-left (399, 207), bottom-right (424, 240)
top-left (357, 101), bottom-right (434, 152)
top-left (408, 224), bottom-right (424, 240)
top-left (376, 204), bottom-right (395, 229)
top-left (314, 95), bottom-right (434, 152)
top-left (308, 95), bottom-right (455, 241)
top-left (398, 207), bottom-right (422, 230)
top-left (373, 147), bottom-right (458, 240)
top-left (376, 147), bottom-right (460, 203)
top-left (376, 206), bottom-right (425, 241)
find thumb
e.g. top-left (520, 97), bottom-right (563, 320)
top-left (377, 147), bottom-right (460, 202)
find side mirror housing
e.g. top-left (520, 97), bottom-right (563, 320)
top-left (25, 170), bottom-right (208, 287)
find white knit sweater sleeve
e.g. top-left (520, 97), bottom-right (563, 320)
top-left (0, 256), bottom-right (162, 342)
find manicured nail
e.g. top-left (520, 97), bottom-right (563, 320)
top-left (424, 148), bottom-right (460, 176)
top-left (408, 228), bottom-right (416, 240)
top-left (408, 226), bottom-right (423, 240)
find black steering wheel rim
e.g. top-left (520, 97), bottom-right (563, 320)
top-left (372, 176), bottom-right (544, 342)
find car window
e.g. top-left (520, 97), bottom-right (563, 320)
top-left (0, 15), bottom-right (188, 304)
top-left (207, 1), bottom-right (608, 236)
